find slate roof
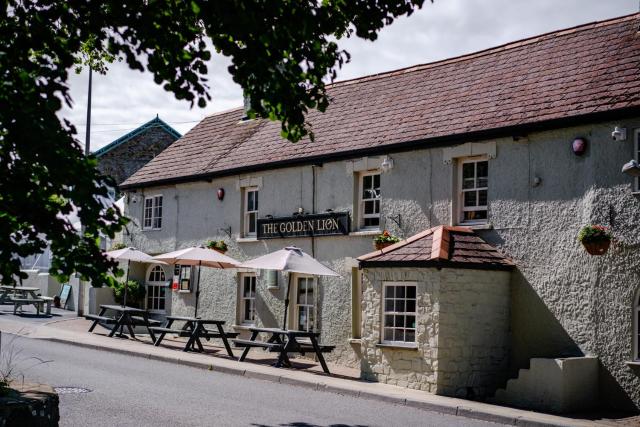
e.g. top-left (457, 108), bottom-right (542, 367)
top-left (122, 13), bottom-right (640, 189)
top-left (357, 226), bottom-right (514, 270)
top-left (93, 116), bottom-right (181, 157)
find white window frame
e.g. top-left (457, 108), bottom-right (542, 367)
top-left (381, 281), bottom-right (417, 345)
top-left (634, 129), bottom-right (640, 193)
top-left (359, 171), bottom-right (381, 230)
top-left (145, 265), bottom-right (168, 313)
top-left (143, 194), bottom-right (163, 230)
top-left (243, 187), bottom-right (259, 237)
top-left (634, 287), bottom-right (640, 361)
top-left (239, 273), bottom-right (257, 325)
top-left (294, 275), bottom-right (317, 332)
top-left (458, 156), bottom-right (488, 224)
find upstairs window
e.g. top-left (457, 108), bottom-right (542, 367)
top-left (459, 158), bottom-right (488, 224)
top-left (143, 195), bottom-right (163, 230)
top-left (243, 187), bottom-right (259, 237)
top-left (360, 172), bottom-right (381, 229)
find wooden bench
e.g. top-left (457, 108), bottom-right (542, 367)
top-left (131, 316), bottom-right (163, 326)
top-left (200, 331), bottom-right (240, 340)
top-left (85, 314), bottom-right (116, 332)
top-left (11, 298), bottom-right (44, 315)
top-left (40, 296), bottom-right (54, 315)
top-left (233, 338), bottom-right (284, 352)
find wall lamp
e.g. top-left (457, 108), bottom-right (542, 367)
top-left (622, 159), bottom-right (640, 177)
top-left (381, 155), bottom-right (394, 173)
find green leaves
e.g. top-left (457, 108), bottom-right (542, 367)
top-left (0, 0), bottom-right (425, 287)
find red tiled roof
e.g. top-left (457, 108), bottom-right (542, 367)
top-left (357, 226), bottom-right (514, 270)
top-left (122, 14), bottom-right (640, 189)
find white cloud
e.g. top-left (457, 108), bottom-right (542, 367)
top-left (60, 0), bottom-right (638, 150)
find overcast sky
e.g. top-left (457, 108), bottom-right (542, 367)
top-left (62, 0), bottom-right (639, 151)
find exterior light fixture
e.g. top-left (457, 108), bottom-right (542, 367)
top-left (217, 188), bottom-right (225, 201)
top-left (622, 159), bottom-right (640, 177)
top-left (612, 126), bottom-right (627, 141)
top-left (572, 137), bottom-right (587, 156)
top-left (381, 155), bottom-right (394, 173)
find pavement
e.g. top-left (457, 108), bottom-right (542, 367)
top-left (0, 307), bottom-right (634, 427)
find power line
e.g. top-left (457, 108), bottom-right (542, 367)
top-left (74, 119), bottom-right (202, 127)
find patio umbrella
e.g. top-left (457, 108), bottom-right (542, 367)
top-left (238, 247), bottom-right (340, 330)
top-left (153, 247), bottom-right (240, 317)
top-left (105, 247), bottom-right (161, 307)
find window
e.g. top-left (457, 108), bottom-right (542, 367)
top-left (351, 268), bottom-right (363, 339)
top-left (239, 273), bottom-right (257, 324)
top-left (243, 187), bottom-right (259, 237)
top-left (179, 265), bottom-right (193, 291)
top-left (635, 129), bottom-right (640, 192)
top-left (143, 195), bottom-right (163, 230)
top-left (146, 265), bottom-right (167, 312)
top-left (382, 282), bottom-right (417, 344)
top-left (360, 172), bottom-right (381, 229)
top-left (295, 276), bottom-right (317, 332)
top-left (635, 289), bottom-right (640, 361)
top-left (459, 158), bottom-right (488, 223)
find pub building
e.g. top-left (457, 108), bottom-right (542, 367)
top-left (120, 15), bottom-right (640, 413)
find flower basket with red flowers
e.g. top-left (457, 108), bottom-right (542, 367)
top-left (577, 225), bottom-right (612, 255)
top-left (373, 230), bottom-right (401, 250)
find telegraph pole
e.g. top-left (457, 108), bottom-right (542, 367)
top-left (78, 67), bottom-right (92, 316)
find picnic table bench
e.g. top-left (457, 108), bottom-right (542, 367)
top-left (150, 316), bottom-right (239, 357)
top-left (85, 305), bottom-right (156, 341)
top-left (233, 327), bottom-right (335, 374)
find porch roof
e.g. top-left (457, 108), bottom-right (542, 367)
top-left (357, 226), bottom-right (514, 271)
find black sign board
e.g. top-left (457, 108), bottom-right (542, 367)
top-left (257, 212), bottom-right (350, 239)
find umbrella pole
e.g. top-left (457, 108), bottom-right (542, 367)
top-left (282, 273), bottom-right (293, 330)
top-left (194, 261), bottom-right (202, 318)
top-left (123, 260), bottom-right (130, 307)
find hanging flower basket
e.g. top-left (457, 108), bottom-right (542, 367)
top-left (577, 225), bottom-right (612, 256)
top-left (373, 230), bottom-right (400, 250)
top-left (205, 240), bottom-right (228, 254)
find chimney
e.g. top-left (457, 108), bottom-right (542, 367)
top-left (242, 95), bottom-right (251, 121)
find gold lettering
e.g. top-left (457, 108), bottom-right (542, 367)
top-left (331, 218), bottom-right (339, 230)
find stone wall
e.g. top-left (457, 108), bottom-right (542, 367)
top-left (97, 126), bottom-right (178, 187)
top-left (360, 267), bottom-right (510, 398)
top-left (0, 383), bottom-right (59, 427)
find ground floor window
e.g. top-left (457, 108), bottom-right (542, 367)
top-left (146, 285), bottom-right (167, 312)
top-left (295, 276), bottom-right (317, 332)
top-left (635, 288), bottom-right (640, 361)
top-left (382, 282), bottom-right (417, 344)
top-left (239, 273), bottom-right (257, 324)
top-left (178, 265), bottom-right (193, 291)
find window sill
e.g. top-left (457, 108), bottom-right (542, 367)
top-left (232, 324), bottom-right (255, 330)
top-left (349, 229), bottom-right (381, 237)
top-left (236, 237), bottom-right (259, 243)
top-left (177, 290), bottom-right (192, 294)
top-left (348, 338), bottom-right (362, 344)
top-left (458, 222), bottom-right (493, 230)
top-left (142, 228), bottom-right (162, 232)
top-left (376, 342), bottom-right (418, 350)
top-left (625, 361), bottom-right (640, 367)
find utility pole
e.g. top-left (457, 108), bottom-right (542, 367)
top-left (77, 67), bottom-right (92, 316)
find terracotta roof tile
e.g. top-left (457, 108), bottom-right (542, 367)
top-left (357, 226), bottom-right (514, 270)
top-left (122, 14), bottom-right (640, 188)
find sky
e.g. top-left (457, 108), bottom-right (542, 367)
top-left (61, 0), bottom-right (639, 151)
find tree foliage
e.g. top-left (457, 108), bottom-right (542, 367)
top-left (0, 0), bottom-right (426, 286)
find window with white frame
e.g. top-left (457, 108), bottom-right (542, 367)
top-left (243, 187), bottom-right (259, 237)
top-left (634, 288), bottom-right (640, 361)
top-left (295, 276), bottom-right (317, 332)
top-left (382, 282), bottom-right (417, 344)
top-left (459, 158), bottom-right (488, 223)
top-left (143, 195), bottom-right (163, 230)
top-left (146, 265), bottom-right (167, 312)
top-left (360, 172), bottom-right (381, 229)
top-left (239, 273), bottom-right (257, 324)
top-left (178, 265), bottom-right (193, 291)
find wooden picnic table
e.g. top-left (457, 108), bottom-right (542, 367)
top-left (0, 286), bottom-right (52, 315)
top-left (86, 305), bottom-right (156, 341)
top-left (233, 327), bottom-right (335, 374)
top-left (150, 316), bottom-right (239, 357)
top-left (0, 286), bottom-right (40, 304)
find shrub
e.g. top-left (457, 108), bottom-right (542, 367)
top-left (108, 242), bottom-right (127, 251)
top-left (109, 279), bottom-right (145, 307)
top-left (206, 240), bottom-right (228, 252)
top-left (577, 225), bottom-right (612, 243)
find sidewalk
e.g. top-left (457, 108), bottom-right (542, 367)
top-left (0, 315), bottom-right (626, 427)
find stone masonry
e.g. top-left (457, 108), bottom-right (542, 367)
top-left (360, 267), bottom-right (510, 398)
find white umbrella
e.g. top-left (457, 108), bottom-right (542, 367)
top-left (105, 247), bottom-right (163, 306)
top-left (153, 247), bottom-right (240, 317)
top-left (238, 247), bottom-right (339, 330)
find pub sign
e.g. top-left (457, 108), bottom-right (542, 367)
top-left (257, 212), bottom-right (350, 239)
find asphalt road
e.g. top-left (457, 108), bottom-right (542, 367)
top-left (6, 335), bottom-right (500, 427)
